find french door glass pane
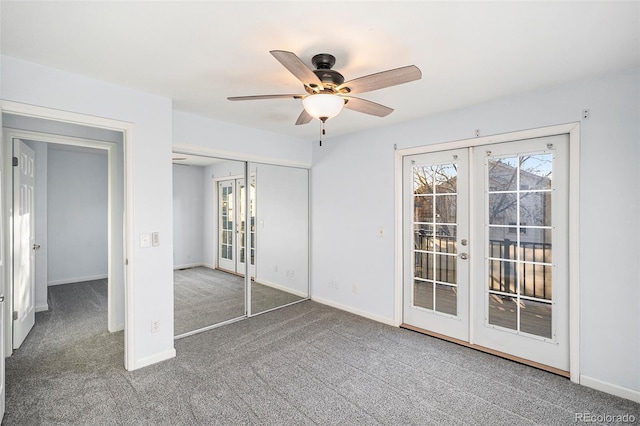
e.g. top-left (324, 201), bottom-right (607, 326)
top-left (520, 299), bottom-right (552, 338)
top-left (520, 192), bottom-right (551, 227)
top-left (413, 280), bottom-right (434, 310)
top-left (435, 195), bottom-right (456, 223)
top-left (488, 193), bottom-right (517, 225)
top-left (435, 226), bottom-right (456, 253)
top-left (519, 263), bottom-right (552, 300)
top-left (435, 254), bottom-right (457, 283)
top-left (435, 284), bottom-right (457, 315)
top-left (414, 252), bottom-right (434, 280)
top-left (488, 157), bottom-right (518, 191)
top-left (488, 295), bottom-right (517, 331)
top-left (520, 154), bottom-right (553, 190)
top-left (414, 224), bottom-right (434, 250)
top-left (434, 164), bottom-right (457, 193)
top-left (414, 196), bottom-right (433, 222)
top-left (488, 260), bottom-right (517, 294)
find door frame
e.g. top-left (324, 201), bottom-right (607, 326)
top-left (1, 100), bottom-right (135, 370)
top-left (394, 122), bottom-right (580, 383)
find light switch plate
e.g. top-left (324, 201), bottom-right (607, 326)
top-left (152, 232), bottom-right (160, 246)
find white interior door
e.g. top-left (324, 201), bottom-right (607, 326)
top-left (471, 135), bottom-right (569, 371)
top-left (0, 135), bottom-right (6, 420)
top-left (13, 139), bottom-right (36, 349)
top-left (218, 179), bottom-right (236, 272)
top-left (403, 148), bottom-right (470, 341)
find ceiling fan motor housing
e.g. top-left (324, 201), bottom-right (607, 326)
top-left (311, 53), bottom-right (344, 89)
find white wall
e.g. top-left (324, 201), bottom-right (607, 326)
top-left (173, 110), bottom-right (312, 167)
top-left (311, 68), bottom-right (640, 396)
top-left (47, 147), bottom-right (107, 285)
top-left (172, 164), bottom-right (204, 268)
top-left (2, 55), bottom-right (175, 369)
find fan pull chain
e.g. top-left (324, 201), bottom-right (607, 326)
top-left (319, 117), bottom-right (328, 147)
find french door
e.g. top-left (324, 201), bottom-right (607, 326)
top-left (217, 177), bottom-right (255, 277)
top-left (403, 148), bottom-right (470, 341)
top-left (403, 134), bottom-right (569, 372)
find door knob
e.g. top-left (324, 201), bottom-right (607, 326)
top-left (0, 295), bottom-right (4, 302)
top-left (33, 244), bottom-right (41, 250)
top-left (460, 253), bottom-right (468, 260)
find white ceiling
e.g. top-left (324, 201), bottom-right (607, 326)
top-left (2, 1), bottom-right (638, 139)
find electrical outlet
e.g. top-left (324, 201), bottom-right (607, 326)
top-left (151, 320), bottom-right (160, 333)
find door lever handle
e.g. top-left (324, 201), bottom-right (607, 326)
top-left (33, 244), bottom-right (41, 250)
top-left (0, 295), bottom-right (4, 302)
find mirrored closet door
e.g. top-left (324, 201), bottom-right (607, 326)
top-left (172, 154), bottom-right (309, 337)
top-left (249, 162), bottom-right (309, 315)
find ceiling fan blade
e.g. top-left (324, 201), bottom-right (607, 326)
top-left (227, 94), bottom-right (303, 101)
top-left (338, 65), bottom-right (421, 94)
top-left (295, 109), bottom-right (313, 125)
top-left (343, 96), bottom-right (394, 117)
top-left (270, 50), bottom-right (323, 87)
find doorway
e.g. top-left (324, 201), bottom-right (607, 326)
top-left (401, 130), bottom-right (575, 375)
top-left (2, 127), bottom-right (124, 356)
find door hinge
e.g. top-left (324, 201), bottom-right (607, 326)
top-left (12, 157), bottom-right (18, 167)
top-left (12, 311), bottom-right (18, 321)
top-left (125, 258), bottom-right (129, 266)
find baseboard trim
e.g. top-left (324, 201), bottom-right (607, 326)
top-left (580, 375), bottom-right (640, 403)
top-left (255, 279), bottom-right (308, 298)
top-left (35, 303), bottom-right (49, 312)
top-left (202, 263), bottom-right (216, 270)
top-left (173, 263), bottom-right (203, 270)
top-left (311, 296), bottom-right (396, 326)
top-left (48, 275), bottom-right (108, 286)
top-left (133, 348), bottom-right (176, 371)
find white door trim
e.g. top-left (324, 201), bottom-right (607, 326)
top-left (1, 100), bottom-right (135, 371)
top-left (394, 122), bottom-right (580, 383)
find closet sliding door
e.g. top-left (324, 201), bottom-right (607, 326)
top-left (248, 162), bottom-right (309, 315)
top-left (173, 155), bottom-right (310, 338)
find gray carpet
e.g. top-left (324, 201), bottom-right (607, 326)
top-left (4, 280), bottom-right (639, 425)
top-left (174, 267), bottom-right (304, 335)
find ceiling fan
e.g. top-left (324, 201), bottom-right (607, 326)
top-left (228, 50), bottom-right (422, 131)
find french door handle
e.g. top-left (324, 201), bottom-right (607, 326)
top-left (0, 295), bottom-right (4, 302)
top-left (33, 243), bottom-right (41, 250)
top-left (460, 253), bottom-right (469, 260)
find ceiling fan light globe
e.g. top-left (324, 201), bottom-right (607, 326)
top-left (302, 94), bottom-right (344, 120)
